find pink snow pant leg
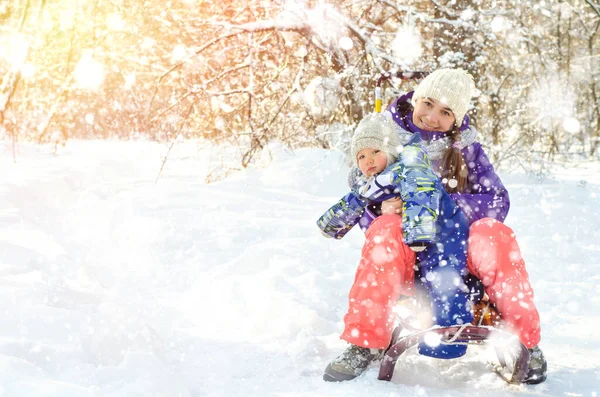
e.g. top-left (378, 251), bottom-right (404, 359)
top-left (467, 218), bottom-right (541, 348)
top-left (341, 215), bottom-right (416, 349)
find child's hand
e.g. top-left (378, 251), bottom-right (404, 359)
top-left (381, 197), bottom-right (403, 215)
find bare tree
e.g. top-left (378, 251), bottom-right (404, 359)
top-left (1, 0), bottom-right (600, 171)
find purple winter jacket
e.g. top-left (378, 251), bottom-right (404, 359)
top-left (386, 92), bottom-right (510, 225)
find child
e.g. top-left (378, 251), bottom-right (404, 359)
top-left (317, 113), bottom-right (473, 382)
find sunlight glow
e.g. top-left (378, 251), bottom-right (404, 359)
top-left (491, 16), bottom-right (505, 32)
top-left (59, 9), bottom-right (76, 30)
top-left (563, 117), bottom-right (581, 133)
top-left (124, 73), bottom-right (136, 90)
top-left (529, 77), bottom-right (576, 128)
top-left (141, 37), bottom-right (156, 50)
top-left (172, 45), bottom-right (187, 61)
top-left (6, 34), bottom-right (29, 71)
top-left (392, 25), bottom-right (423, 64)
top-left (307, 4), bottom-right (343, 48)
top-left (20, 63), bottom-right (35, 78)
top-left (214, 116), bottom-right (226, 130)
top-left (74, 54), bottom-right (105, 90)
top-left (107, 13), bottom-right (126, 31)
top-left (339, 36), bottom-right (353, 50)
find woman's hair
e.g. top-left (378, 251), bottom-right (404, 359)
top-left (396, 100), bottom-right (467, 194)
top-left (396, 100), bottom-right (413, 118)
top-left (440, 125), bottom-right (467, 194)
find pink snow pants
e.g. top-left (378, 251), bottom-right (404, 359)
top-left (467, 218), bottom-right (541, 348)
top-left (341, 215), bottom-right (541, 350)
top-left (341, 215), bottom-right (416, 349)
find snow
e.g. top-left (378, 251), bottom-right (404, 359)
top-left (1, 140), bottom-right (599, 397)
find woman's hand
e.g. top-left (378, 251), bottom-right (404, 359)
top-left (381, 197), bottom-right (403, 215)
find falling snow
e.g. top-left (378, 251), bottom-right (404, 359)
top-left (1, 0), bottom-right (600, 395)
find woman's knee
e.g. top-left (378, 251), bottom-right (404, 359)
top-left (470, 217), bottom-right (514, 237)
top-left (468, 218), bottom-right (526, 285)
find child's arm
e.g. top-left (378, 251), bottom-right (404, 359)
top-left (395, 148), bottom-right (441, 246)
top-left (381, 197), bottom-right (403, 215)
top-left (317, 192), bottom-right (367, 239)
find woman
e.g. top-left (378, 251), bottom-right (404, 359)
top-left (326, 69), bottom-right (547, 384)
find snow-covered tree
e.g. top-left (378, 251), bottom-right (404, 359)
top-left (1, 0), bottom-right (600, 168)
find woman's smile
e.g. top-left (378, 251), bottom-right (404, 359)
top-left (420, 119), bottom-right (438, 130)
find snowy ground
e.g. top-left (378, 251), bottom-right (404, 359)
top-left (0, 140), bottom-right (599, 397)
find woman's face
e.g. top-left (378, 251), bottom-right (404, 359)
top-left (412, 97), bottom-right (456, 132)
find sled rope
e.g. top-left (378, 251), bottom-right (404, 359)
top-left (442, 323), bottom-right (470, 344)
top-left (478, 301), bottom-right (491, 326)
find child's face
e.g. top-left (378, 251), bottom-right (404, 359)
top-left (357, 148), bottom-right (388, 177)
top-left (413, 97), bottom-right (456, 132)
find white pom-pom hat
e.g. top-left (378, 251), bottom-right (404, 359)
top-left (412, 68), bottom-right (475, 126)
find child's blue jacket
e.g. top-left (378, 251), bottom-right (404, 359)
top-left (317, 135), bottom-right (460, 246)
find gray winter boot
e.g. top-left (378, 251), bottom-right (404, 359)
top-left (323, 344), bottom-right (381, 382)
top-left (523, 345), bottom-right (547, 384)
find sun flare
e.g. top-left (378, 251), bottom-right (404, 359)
top-left (74, 54), bottom-right (105, 90)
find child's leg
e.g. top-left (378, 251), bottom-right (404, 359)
top-left (341, 214), bottom-right (416, 349)
top-left (416, 219), bottom-right (473, 359)
top-left (467, 218), bottom-right (541, 348)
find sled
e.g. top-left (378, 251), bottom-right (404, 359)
top-left (378, 298), bottom-right (531, 384)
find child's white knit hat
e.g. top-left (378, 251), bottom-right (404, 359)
top-left (351, 113), bottom-right (403, 167)
top-left (412, 68), bottom-right (475, 126)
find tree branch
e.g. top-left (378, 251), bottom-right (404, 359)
top-left (584, 0), bottom-right (600, 18)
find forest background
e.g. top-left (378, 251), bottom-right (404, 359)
top-left (2, 0), bottom-right (600, 176)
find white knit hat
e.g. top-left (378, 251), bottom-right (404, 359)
top-left (351, 113), bottom-right (403, 167)
top-left (412, 68), bottom-right (475, 126)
